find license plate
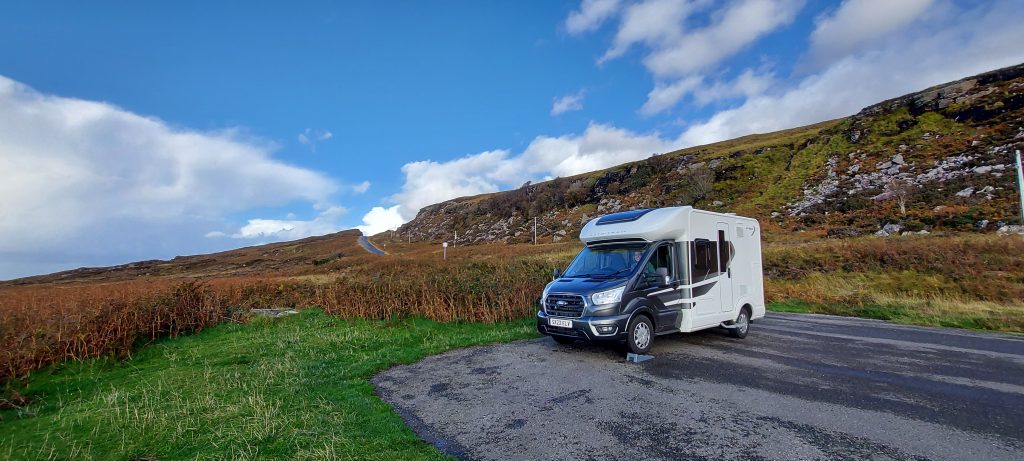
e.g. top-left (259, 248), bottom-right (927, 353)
top-left (549, 318), bottom-right (573, 328)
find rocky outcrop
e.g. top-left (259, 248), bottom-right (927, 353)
top-left (400, 63), bottom-right (1024, 243)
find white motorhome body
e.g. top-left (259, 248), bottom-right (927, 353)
top-left (579, 206), bottom-right (765, 332)
top-left (537, 206), bottom-right (765, 353)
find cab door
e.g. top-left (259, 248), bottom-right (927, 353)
top-left (637, 242), bottom-right (681, 332)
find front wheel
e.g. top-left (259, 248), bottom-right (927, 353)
top-left (626, 315), bottom-right (654, 354)
top-left (729, 309), bottom-right (750, 339)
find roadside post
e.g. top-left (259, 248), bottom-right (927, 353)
top-left (443, 241), bottom-right (448, 260)
top-left (1016, 150), bottom-right (1024, 227)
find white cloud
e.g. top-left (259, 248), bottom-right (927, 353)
top-left (297, 128), bottom-right (333, 151)
top-left (640, 76), bottom-right (703, 115)
top-left (566, 0), bottom-right (622, 35)
top-left (677, 0), bottom-right (1024, 146)
top-left (0, 76), bottom-right (338, 279)
top-left (390, 123), bottom-right (672, 220)
top-left (691, 69), bottom-right (775, 106)
top-left (585, 0), bottom-right (803, 114)
top-left (640, 69), bottom-right (775, 115)
top-left (392, 150), bottom-right (509, 220)
top-left (551, 90), bottom-right (586, 115)
top-left (642, 0), bottom-right (803, 78)
top-left (352, 180), bottom-right (371, 194)
top-left (230, 206), bottom-right (347, 240)
top-left (357, 205), bottom-right (404, 236)
top-left (808, 0), bottom-right (934, 64)
top-left (599, 0), bottom-right (708, 65)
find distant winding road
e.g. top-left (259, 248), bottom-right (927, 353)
top-left (374, 313), bottom-right (1024, 460)
top-left (358, 235), bottom-right (386, 255)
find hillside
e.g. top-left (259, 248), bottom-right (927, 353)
top-left (399, 64), bottom-right (1024, 243)
top-left (3, 229), bottom-right (365, 286)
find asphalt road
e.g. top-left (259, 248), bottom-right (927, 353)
top-left (373, 313), bottom-right (1024, 460)
top-left (357, 235), bottom-right (386, 255)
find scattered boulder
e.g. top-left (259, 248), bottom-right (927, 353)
top-left (997, 225), bottom-right (1024, 235)
top-left (892, 154), bottom-right (905, 165)
top-left (712, 200), bottom-right (724, 207)
top-left (955, 187), bottom-right (974, 198)
top-left (917, 229), bottom-right (930, 235)
top-left (882, 223), bottom-right (903, 234)
top-left (975, 220), bottom-right (989, 231)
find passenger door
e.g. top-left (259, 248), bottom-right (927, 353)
top-left (689, 237), bottom-right (720, 323)
top-left (717, 222), bottom-right (734, 313)
top-left (637, 242), bottom-right (681, 332)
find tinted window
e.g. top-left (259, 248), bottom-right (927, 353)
top-left (690, 239), bottom-right (719, 283)
top-left (640, 243), bottom-right (674, 287)
top-left (718, 230), bottom-right (730, 272)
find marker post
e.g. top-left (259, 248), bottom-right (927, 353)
top-left (1016, 150), bottom-right (1024, 227)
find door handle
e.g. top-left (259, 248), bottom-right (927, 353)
top-left (728, 268), bottom-right (731, 278)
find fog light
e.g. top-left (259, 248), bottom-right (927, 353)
top-left (596, 325), bottom-right (616, 334)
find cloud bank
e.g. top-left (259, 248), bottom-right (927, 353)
top-left (0, 76), bottom-right (339, 278)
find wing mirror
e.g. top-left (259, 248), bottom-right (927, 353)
top-left (656, 267), bottom-right (670, 286)
top-left (553, 267), bottom-right (562, 280)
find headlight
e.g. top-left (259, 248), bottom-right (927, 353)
top-left (591, 286), bottom-right (625, 305)
top-left (541, 284), bottom-right (551, 305)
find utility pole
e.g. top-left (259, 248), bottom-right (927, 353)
top-left (1016, 150), bottom-right (1024, 226)
top-left (442, 241), bottom-right (448, 260)
top-left (454, 230), bottom-right (458, 246)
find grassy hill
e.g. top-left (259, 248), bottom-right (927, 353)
top-left (3, 230), bottom-right (365, 286)
top-left (399, 63), bottom-right (1024, 243)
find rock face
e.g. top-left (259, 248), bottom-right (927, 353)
top-left (399, 63), bottom-right (1024, 243)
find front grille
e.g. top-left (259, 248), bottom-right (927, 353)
top-left (545, 325), bottom-right (584, 337)
top-left (545, 294), bottom-right (586, 318)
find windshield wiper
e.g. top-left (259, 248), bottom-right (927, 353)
top-left (590, 268), bottom-right (631, 279)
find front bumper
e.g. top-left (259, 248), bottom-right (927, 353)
top-left (536, 310), bottom-right (630, 341)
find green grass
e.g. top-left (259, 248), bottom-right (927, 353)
top-left (0, 310), bottom-right (537, 460)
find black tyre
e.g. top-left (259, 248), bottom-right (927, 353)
top-left (626, 315), bottom-right (654, 354)
top-left (552, 335), bottom-right (575, 345)
top-left (729, 308), bottom-right (751, 339)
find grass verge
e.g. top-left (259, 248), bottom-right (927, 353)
top-left (768, 298), bottom-right (1024, 333)
top-left (0, 310), bottom-right (537, 460)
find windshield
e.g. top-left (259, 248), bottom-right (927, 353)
top-left (563, 244), bottom-right (649, 279)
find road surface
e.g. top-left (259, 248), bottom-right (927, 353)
top-left (373, 313), bottom-right (1024, 460)
top-left (357, 235), bottom-right (385, 255)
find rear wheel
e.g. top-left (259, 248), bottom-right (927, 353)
top-left (626, 315), bottom-right (654, 354)
top-left (552, 335), bottom-right (575, 345)
top-left (729, 308), bottom-right (750, 339)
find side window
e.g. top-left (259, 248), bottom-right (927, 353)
top-left (690, 239), bottom-right (719, 283)
top-left (653, 244), bottom-right (673, 278)
top-left (641, 243), bottom-right (674, 286)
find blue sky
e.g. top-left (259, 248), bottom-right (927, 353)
top-left (2, 0), bottom-right (1023, 279)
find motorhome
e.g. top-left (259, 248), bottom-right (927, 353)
top-left (536, 206), bottom-right (765, 354)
